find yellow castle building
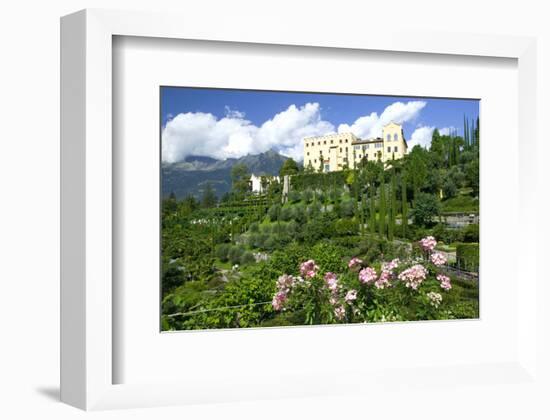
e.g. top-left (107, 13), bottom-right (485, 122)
top-left (303, 122), bottom-right (407, 172)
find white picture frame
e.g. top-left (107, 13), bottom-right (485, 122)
top-left (61, 8), bottom-right (544, 411)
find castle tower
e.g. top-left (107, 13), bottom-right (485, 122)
top-left (382, 122), bottom-right (407, 161)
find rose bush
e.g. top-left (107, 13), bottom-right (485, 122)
top-left (271, 236), bottom-right (456, 324)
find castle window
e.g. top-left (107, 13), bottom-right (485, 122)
top-left (307, 152), bottom-right (310, 156)
top-left (364, 144), bottom-right (368, 150)
top-left (340, 147), bottom-right (342, 152)
top-left (394, 146), bottom-right (398, 152)
top-left (365, 153), bottom-right (368, 159)
top-left (387, 147), bottom-right (391, 153)
top-left (331, 140), bottom-right (333, 144)
top-left (339, 140), bottom-right (342, 144)
top-left (387, 134), bottom-right (391, 141)
top-left (358, 154), bottom-right (362, 158)
top-left (323, 141), bottom-right (326, 145)
top-left (355, 145), bottom-right (360, 150)
top-left (318, 142), bottom-right (320, 146)
top-left (394, 133), bottom-right (398, 141)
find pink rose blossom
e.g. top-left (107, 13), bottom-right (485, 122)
top-left (397, 264), bottom-right (428, 290)
top-left (359, 267), bottom-right (377, 284)
top-left (419, 236), bottom-right (437, 252)
top-left (324, 272), bottom-right (339, 292)
top-left (272, 290), bottom-right (288, 311)
top-left (437, 274), bottom-right (452, 290)
top-left (334, 305), bottom-right (346, 320)
top-left (345, 289), bottom-right (358, 303)
top-left (382, 258), bottom-right (400, 273)
top-left (300, 259), bottom-right (319, 278)
top-left (348, 257), bottom-right (363, 270)
top-left (430, 252), bottom-right (447, 266)
top-left (375, 270), bottom-right (392, 289)
top-left (276, 274), bottom-right (295, 292)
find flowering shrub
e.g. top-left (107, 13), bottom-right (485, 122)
top-left (348, 257), bottom-right (363, 270)
top-left (271, 236), bottom-right (455, 324)
top-left (300, 259), bottom-right (319, 278)
top-left (419, 236), bottom-right (437, 252)
top-left (430, 252), bottom-right (447, 266)
top-left (427, 291), bottom-right (443, 308)
top-left (437, 274), bottom-right (452, 290)
top-left (358, 267), bottom-right (377, 284)
top-left (397, 264), bottom-right (427, 290)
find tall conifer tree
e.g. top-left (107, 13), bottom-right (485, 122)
top-left (378, 171), bottom-right (386, 238)
top-left (401, 172), bottom-right (408, 237)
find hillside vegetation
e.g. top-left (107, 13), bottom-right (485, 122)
top-left (161, 119), bottom-right (480, 330)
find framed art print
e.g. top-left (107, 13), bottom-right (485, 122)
top-left (61, 9), bottom-right (546, 413)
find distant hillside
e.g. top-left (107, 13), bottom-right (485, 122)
top-left (162, 150), bottom-right (288, 199)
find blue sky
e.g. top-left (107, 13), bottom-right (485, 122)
top-left (161, 87), bottom-right (479, 163)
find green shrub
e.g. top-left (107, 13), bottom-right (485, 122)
top-left (410, 192), bottom-right (440, 227)
top-left (443, 178), bottom-right (458, 199)
top-left (432, 223), bottom-right (464, 244)
top-left (269, 242), bottom-right (311, 275)
top-left (288, 190), bottom-right (301, 204)
top-left (293, 204), bottom-right (307, 224)
top-left (310, 241), bottom-right (347, 273)
top-left (267, 204), bottom-right (281, 221)
top-left (308, 202), bottom-right (321, 218)
top-left (463, 223), bottom-right (479, 242)
top-left (260, 224), bottom-right (273, 234)
top-left (216, 243), bottom-right (231, 262)
top-left (263, 235), bottom-right (277, 251)
top-left (249, 221), bottom-right (259, 233)
top-left (334, 218), bottom-right (359, 236)
top-left (228, 245), bottom-right (245, 265)
top-left (338, 199), bottom-right (355, 218)
top-left (241, 251), bottom-right (255, 265)
top-left (303, 213), bottom-right (336, 245)
top-left (280, 206), bottom-right (294, 222)
top-left (286, 220), bottom-right (300, 238)
top-left (441, 194), bottom-right (479, 213)
top-left (301, 189), bottom-right (313, 204)
top-left (456, 243), bottom-right (479, 271)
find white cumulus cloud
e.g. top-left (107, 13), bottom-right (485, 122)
top-left (337, 101), bottom-right (426, 139)
top-left (409, 126), bottom-right (435, 149)
top-left (161, 102), bottom-right (335, 163)
top-left (408, 125), bottom-right (456, 149)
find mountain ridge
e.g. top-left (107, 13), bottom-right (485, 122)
top-left (162, 150), bottom-right (289, 199)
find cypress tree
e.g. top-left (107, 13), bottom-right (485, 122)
top-left (465, 118), bottom-right (469, 147)
top-left (464, 117), bottom-right (470, 146)
top-left (369, 183), bottom-right (376, 235)
top-left (401, 172), bottom-right (408, 237)
top-left (450, 133), bottom-right (453, 167)
top-left (475, 117), bottom-right (480, 146)
top-left (361, 185), bottom-right (367, 236)
top-left (471, 119), bottom-right (475, 147)
top-left (378, 171), bottom-right (386, 238)
top-left (388, 168), bottom-right (396, 241)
